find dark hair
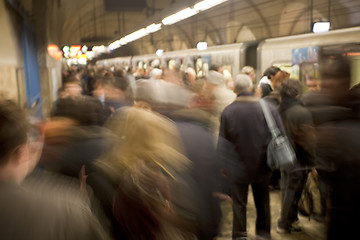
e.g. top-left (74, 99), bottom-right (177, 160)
top-left (209, 64), bottom-right (221, 72)
top-left (0, 100), bottom-right (29, 165)
top-left (280, 79), bottom-right (302, 98)
top-left (52, 97), bottom-right (104, 126)
top-left (263, 66), bottom-right (281, 79)
top-left (63, 76), bottom-right (81, 86)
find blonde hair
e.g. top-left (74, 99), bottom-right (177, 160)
top-left (101, 107), bottom-right (190, 178)
top-left (99, 107), bottom-right (194, 239)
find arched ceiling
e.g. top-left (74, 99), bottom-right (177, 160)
top-left (19, 0), bottom-right (360, 56)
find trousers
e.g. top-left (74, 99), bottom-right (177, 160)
top-left (278, 162), bottom-right (307, 229)
top-left (231, 177), bottom-right (271, 239)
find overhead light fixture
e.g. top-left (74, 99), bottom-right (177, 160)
top-left (162, 7), bottom-right (198, 25)
top-left (119, 37), bottom-right (127, 45)
top-left (146, 23), bottom-right (162, 33)
top-left (109, 40), bottom-right (121, 50)
top-left (121, 28), bottom-right (148, 45)
top-left (194, 0), bottom-right (228, 12)
top-left (156, 49), bottom-right (164, 57)
top-left (197, 42), bottom-right (208, 51)
top-left (312, 21), bottom-right (330, 33)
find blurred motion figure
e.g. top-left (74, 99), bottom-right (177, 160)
top-left (0, 99), bottom-right (108, 240)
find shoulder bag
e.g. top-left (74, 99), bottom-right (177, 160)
top-left (259, 99), bottom-right (295, 170)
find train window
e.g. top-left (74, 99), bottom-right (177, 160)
top-left (350, 55), bottom-right (360, 88)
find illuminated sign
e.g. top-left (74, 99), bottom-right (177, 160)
top-left (69, 45), bottom-right (81, 58)
top-left (47, 44), bottom-right (62, 60)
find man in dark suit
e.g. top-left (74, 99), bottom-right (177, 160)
top-left (219, 74), bottom-right (286, 240)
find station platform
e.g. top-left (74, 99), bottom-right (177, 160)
top-left (216, 190), bottom-right (326, 240)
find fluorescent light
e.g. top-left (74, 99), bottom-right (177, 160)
top-left (119, 38), bottom-right (127, 45)
top-left (313, 22), bottom-right (330, 33)
top-left (194, 0), bottom-right (228, 12)
top-left (156, 49), bottom-right (164, 57)
top-left (162, 7), bottom-right (198, 25)
top-left (146, 23), bottom-right (162, 33)
top-left (197, 42), bottom-right (207, 50)
top-left (109, 40), bottom-right (121, 50)
top-left (122, 28), bottom-right (148, 45)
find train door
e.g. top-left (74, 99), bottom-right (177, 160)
top-left (245, 43), bottom-right (258, 69)
top-left (20, 22), bottom-right (42, 117)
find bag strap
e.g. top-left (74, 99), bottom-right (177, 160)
top-left (259, 99), bottom-right (280, 138)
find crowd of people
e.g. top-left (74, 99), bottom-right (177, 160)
top-left (0, 54), bottom-right (359, 240)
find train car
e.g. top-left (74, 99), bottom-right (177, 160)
top-left (97, 26), bottom-right (360, 87)
top-left (97, 41), bottom-right (258, 79)
top-left (258, 26), bottom-right (360, 87)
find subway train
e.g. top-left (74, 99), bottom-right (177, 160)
top-left (96, 26), bottom-right (360, 87)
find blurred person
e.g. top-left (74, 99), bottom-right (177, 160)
top-left (264, 70), bottom-right (289, 107)
top-left (90, 77), bottom-right (105, 105)
top-left (263, 70), bottom-right (289, 191)
top-left (149, 68), bottom-right (163, 80)
top-left (241, 65), bottom-right (256, 84)
top-left (41, 95), bottom-right (108, 178)
top-left (206, 70), bottom-right (236, 135)
top-left (63, 76), bottom-right (83, 98)
top-left (209, 64), bottom-right (223, 74)
top-left (223, 69), bottom-right (234, 90)
top-left (90, 107), bottom-right (200, 240)
top-left (219, 74), bottom-right (285, 240)
top-left (313, 55), bottom-right (360, 240)
top-left (258, 66), bottom-right (281, 98)
top-left (183, 67), bottom-right (196, 89)
top-left (57, 86), bottom-right (69, 99)
top-left (0, 99), bottom-right (108, 240)
top-left (276, 79), bottom-right (316, 234)
top-left (306, 78), bottom-right (319, 92)
top-left (170, 94), bottom-right (223, 239)
top-left (103, 75), bottom-right (132, 118)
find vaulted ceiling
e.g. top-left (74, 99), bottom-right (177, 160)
top-left (19, 0), bottom-right (360, 56)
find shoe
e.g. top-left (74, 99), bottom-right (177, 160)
top-left (276, 225), bottom-right (303, 234)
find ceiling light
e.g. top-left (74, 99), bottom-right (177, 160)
top-left (312, 21), bottom-right (330, 33)
top-left (197, 42), bottom-right (208, 50)
top-left (156, 49), bottom-right (164, 57)
top-left (122, 28), bottom-right (148, 44)
top-left (109, 40), bottom-right (121, 50)
top-left (194, 0), bottom-right (228, 12)
top-left (146, 23), bottom-right (162, 33)
top-left (162, 7), bottom-right (198, 25)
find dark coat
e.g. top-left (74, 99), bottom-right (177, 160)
top-left (0, 174), bottom-right (109, 240)
top-left (219, 95), bottom-right (285, 184)
top-left (171, 108), bottom-right (222, 240)
top-left (279, 97), bottom-right (316, 167)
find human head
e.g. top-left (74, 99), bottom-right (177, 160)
top-left (63, 77), bottom-right (82, 98)
top-left (103, 76), bottom-right (129, 101)
top-left (57, 86), bottom-right (69, 99)
top-left (320, 55), bottom-right (351, 103)
top-left (209, 64), bottom-right (223, 74)
top-left (184, 67), bottom-right (196, 86)
top-left (241, 66), bottom-right (256, 83)
top-left (149, 68), bottom-right (163, 80)
top-left (233, 74), bottom-right (253, 95)
top-left (0, 99), bottom-right (42, 183)
top-left (0, 99), bottom-right (29, 166)
top-left (306, 78), bottom-right (319, 92)
top-left (280, 79), bottom-right (302, 99)
top-left (206, 70), bottom-right (225, 86)
top-left (263, 66), bottom-right (281, 81)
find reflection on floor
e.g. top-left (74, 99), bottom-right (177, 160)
top-left (216, 190), bottom-right (326, 240)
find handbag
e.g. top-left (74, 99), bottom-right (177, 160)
top-left (259, 99), bottom-right (295, 170)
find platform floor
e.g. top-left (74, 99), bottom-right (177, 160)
top-left (216, 189), bottom-right (326, 240)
